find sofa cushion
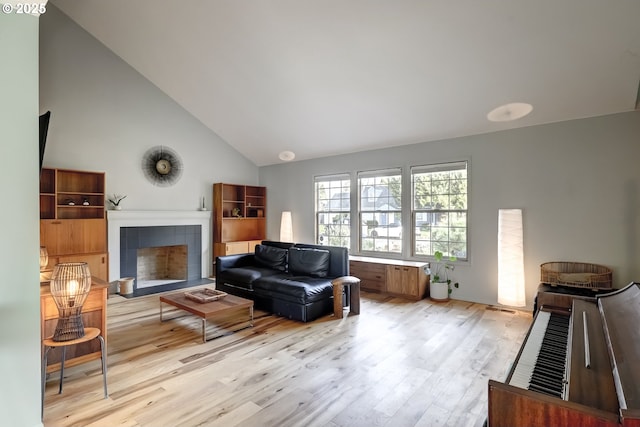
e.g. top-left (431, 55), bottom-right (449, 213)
top-left (254, 244), bottom-right (288, 271)
top-left (253, 275), bottom-right (333, 304)
top-left (216, 266), bottom-right (281, 290)
top-left (288, 247), bottom-right (330, 278)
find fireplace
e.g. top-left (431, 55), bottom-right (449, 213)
top-left (137, 245), bottom-right (187, 288)
top-left (107, 211), bottom-right (212, 289)
top-left (119, 225), bottom-right (201, 291)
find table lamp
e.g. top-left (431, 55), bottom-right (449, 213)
top-left (50, 262), bottom-right (92, 341)
top-left (39, 246), bottom-right (49, 271)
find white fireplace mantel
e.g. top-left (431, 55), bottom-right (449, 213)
top-left (107, 210), bottom-right (211, 282)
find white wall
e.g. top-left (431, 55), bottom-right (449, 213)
top-left (260, 111), bottom-right (640, 309)
top-left (39, 5), bottom-right (259, 213)
top-left (0, 9), bottom-right (44, 427)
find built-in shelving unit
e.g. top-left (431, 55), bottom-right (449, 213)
top-left (39, 168), bottom-right (108, 281)
top-left (40, 168), bottom-right (106, 220)
top-left (213, 183), bottom-right (266, 262)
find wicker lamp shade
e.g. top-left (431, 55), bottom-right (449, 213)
top-left (50, 262), bottom-right (92, 341)
top-left (39, 246), bottom-right (48, 271)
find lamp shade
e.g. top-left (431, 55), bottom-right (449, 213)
top-left (50, 262), bottom-right (92, 341)
top-left (498, 209), bottom-right (526, 307)
top-left (280, 211), bottom-right (293, 242)
top-left (39, 246), bottom-right (48, 271)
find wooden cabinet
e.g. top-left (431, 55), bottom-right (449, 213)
top-left (213, 183), bottom-right (266, 260)
top-left (40, 219), bottom-right (107, 255)
top-left (350, 260), bottom-right (386, 292)
top-left (40, 168), bottom-right (108, 281)
top-left (350, 256), bottom-right (429, 300)
top-left (41, 278), bottom-right (108, 373)
top-left (214, 240), bottom-right (262, 257)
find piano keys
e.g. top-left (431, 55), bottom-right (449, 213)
top-left (488, 282), bottom-right (640, 427)
top-left (508, 310), bottom-right (570, 398)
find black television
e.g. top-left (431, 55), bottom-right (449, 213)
top-left (39, 111), bottom-right (51, 171)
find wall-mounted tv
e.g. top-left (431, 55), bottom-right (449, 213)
top-left (39, 111), bottom-right (51, 171)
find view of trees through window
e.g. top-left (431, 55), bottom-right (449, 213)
top-left (412, 162), bottom-right (467, 259)
top-left (315, 175), bottom-right (350, 247)
top-left (314, 162), bottom-right (468, 260)
top-left (358, 169), bottom-right (402, 254)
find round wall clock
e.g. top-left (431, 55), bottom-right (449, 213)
top-left (142, 145), bottom-right (183, 187)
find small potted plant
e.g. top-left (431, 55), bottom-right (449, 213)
top-left (429, 250), bottom-right (459, 301)
top-left (108, 194), bottom-right (127, 210)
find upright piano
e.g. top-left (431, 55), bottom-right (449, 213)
top-left (488, 282), bottom-right (640, 427)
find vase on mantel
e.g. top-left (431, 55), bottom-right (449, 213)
top-left (114, 206), bottom-right (122, 211)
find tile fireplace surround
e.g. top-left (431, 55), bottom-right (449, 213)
top-left (107, 210), bottom-right (211, 283)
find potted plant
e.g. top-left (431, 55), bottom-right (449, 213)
top-left (429, 250), bottom-right (459, 301)
top-left (108, 194), bottom-right (127, 210)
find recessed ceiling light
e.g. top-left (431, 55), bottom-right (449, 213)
top-left (278, 150), bottom-right (295, 161)
top-left (487, 102), bottom-right (533, 122)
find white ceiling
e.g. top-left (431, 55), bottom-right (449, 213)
top-left (51, 0), bottom-right (640, 166)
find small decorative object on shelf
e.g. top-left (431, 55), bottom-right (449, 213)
top-left (82, 197), bottom-right (90, 206)
top-left (108, 194), bottom-right (127, 210)
top-left (232, 207), bottom-right (242, 218)
top-left (184, 288), bottom-right (227, 303)
top-left (65, 198), bottom-right (75, 206)
top-left (199, 196), bottom-right (207, 211)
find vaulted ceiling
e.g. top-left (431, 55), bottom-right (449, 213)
top-left (51, 0), bottom-right (640, 166)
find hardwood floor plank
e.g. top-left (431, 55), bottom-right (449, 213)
top-left (43, 290), bottom-right (531, 427)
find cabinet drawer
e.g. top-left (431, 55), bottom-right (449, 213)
top-left (350, 261), bottom-right (386, 291)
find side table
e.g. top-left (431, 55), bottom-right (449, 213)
top-left (332, 276), bottom-right (361, 318)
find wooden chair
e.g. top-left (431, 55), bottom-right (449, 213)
top-left (41, 327), bottom-right (108, 419)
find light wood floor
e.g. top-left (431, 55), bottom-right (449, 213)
top-left (43, 288), bottom-right (532, 427)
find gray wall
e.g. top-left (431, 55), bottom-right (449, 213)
top-left (39, 5), bottom-right (259, 212)
top-left (260, 111), bottom-right (640, 308)
top-left (0, 9), bottom-right (43, 427)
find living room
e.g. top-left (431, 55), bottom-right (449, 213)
top-left (2, 1), bottom-right (640, 427)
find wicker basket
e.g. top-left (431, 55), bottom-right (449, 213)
top-left (540, 261), bottom-right (612, 290)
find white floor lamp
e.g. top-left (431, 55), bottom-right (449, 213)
top-left (498, 208), bottom-right (526, 307)
top-left (280, 211), bottom-right (293, 242)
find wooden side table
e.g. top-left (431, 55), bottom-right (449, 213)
top-left (41, 327), bottom-right (108, 419)
top-left (332, 276), bottom-right (361, 318)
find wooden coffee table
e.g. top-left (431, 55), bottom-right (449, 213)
top-left (159, 292), bottom-right (254, 342)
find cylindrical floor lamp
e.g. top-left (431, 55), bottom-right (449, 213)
top-left (498, 209), bottom-right (526, 307)
top-left (280, 211), bottom-right (293, 242)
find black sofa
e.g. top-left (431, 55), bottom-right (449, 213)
top-left (215, 241), bottom-right (349, 322)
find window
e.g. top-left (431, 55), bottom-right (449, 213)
top-left (412, 161), bottom-right (467, 259)
top-left (315, 174), bottom-right (351, 247)
top-left (358, 169), bottom-right (402, 254)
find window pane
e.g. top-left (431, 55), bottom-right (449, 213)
top-left (315, 175), bottom-right (350, 247)
top-left (412, 162), bottom-right (467, 259)
top-left (358, 169), bottom-right (402, 254)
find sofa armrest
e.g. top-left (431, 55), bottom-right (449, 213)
top-left (216, 253), bottom-right (256, 274)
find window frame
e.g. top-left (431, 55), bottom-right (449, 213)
top-left (357, 168), bottom-right (403, 255)
top-left (411, 161), bottom-right (468, 261)
top-left (314, 173), bottom-right (352, 248)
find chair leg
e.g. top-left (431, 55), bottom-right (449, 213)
top-left (58, 346), bottom-right (66, 394)
top-left (98, 335), bottom-right (108, 398)
top-left (42, 346), bottom-right (51, 420)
